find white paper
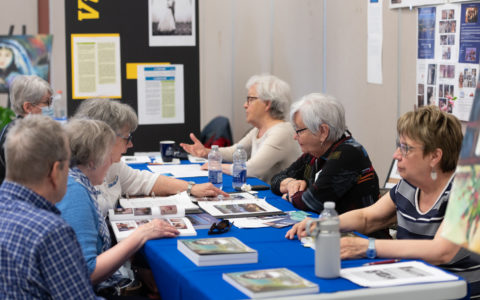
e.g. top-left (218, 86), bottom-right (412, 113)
top-left (188, 155), bottom-right (207, 163)
top-left (148, 164), bottom-right (208, 178)
top-left (71, 34), bottom-right (122, 99)
top-left (137, 64), bottom-right (185, 125)
top-left (341, 261), bottom-right (458, 287)
top-left (121, 156), bottom-right (152, 164)
top-left (198, 199), bottom-right (283, 218)
top-left (367, 0), bottom-right (383, 84)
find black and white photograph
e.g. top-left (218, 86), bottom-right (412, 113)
top-left (149, 0), bottom-right (196, 46)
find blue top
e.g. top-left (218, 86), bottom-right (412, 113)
top-left (57, 176), bottom-right (105, 275)
top-left (0, 180), bottom-right (97, 299)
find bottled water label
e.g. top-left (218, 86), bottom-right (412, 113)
top-left (232, 169), bottom-right (246, 188)
top-left (209, 169), bottom-right (223, 189)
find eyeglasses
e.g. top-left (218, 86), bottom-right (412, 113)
top-left (208, 220), bottom-right (233, 235)
top-left (295, 127), bottom-right (308, 135)
top-left (246, 96), bottom-right (259, 105)
top-left (396, 140), bottom-right (422, 157)
top-left (117, 132), bottom-right (133, 144)
top-left (34, 96), bottom-right (54, 108)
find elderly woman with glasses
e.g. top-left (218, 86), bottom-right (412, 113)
top-left (74, 98), bottom-right (228, 216)
top-left (180, 74), bottom-right (301, 184)
top-left (0, 75), bottom-right (54, 183)
top-left (286, 105), bottom-right (480, 292)
top-left (271, 93), bottom-right (381, 217)
top-left (57, 118), bottom-right (179, 295)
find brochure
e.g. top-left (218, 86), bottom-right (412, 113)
top-left (198, 199), bottom-right (284, 219)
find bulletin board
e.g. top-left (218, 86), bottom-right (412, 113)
top-left (64, 0), bottom-right (200, 153)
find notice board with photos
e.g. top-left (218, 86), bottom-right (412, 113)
top-left (65, 0), bottom-right (200, 153)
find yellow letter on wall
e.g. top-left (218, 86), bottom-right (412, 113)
top-left (78, 0), bottom-right (99, 21)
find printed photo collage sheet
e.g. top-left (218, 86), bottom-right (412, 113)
top-left (417, 2), bottom-right (480, 121)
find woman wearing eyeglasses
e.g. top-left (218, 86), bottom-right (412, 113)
top-left (0, 75), bottom-right (54, 183)
top-left (286, 105), bottom-right (480, 293)
top-left (180, 74), bottom-right (301, 184)
top-left (271, 93), bottom-right (382, 220)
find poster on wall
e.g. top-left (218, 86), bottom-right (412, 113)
top-left (0, 35), bottom-right (52, 93)
top-left (416, 3), bottom-right (479, 121)
top-left (442, 82), bottom-right (480, 255)
top-left (148, 0), bottom-right (196, 46)
top-left (390, 0), bottom-right (444, 10)
top-left (137, 64), bottom-right (185, 125)
top-left (71, 33), bottom-right (122, 99)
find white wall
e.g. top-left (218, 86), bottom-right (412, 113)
top-left (0, 0), bottom-right (418, 183)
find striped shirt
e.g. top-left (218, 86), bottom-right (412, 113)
top-left (0, 181), bottom-right (99, 299)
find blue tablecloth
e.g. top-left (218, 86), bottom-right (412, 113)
top-left (131, 162), bottom-right (466, 299)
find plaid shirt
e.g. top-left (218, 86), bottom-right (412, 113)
top-left (0, 181), bottom-right (99, 299)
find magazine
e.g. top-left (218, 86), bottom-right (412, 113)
top-left (223, 268), bottom-right (318, 298)
top-left (119, 191), bottom-right (200, 213)
top-left (340, 261), bottom-right (458, 288)
top-left (177, 237), bottom-right (257, 266)
top-left (109, 205), bottom-right (196, 241)
top-left (198, 199), bottom-right (284, 219)
top-left (185, 213), bottom-right (219, 229)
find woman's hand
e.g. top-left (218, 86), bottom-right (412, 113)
top-left (340, 236), bottom-right (369, 259)
top-left (285, 217), bottom-right (312, 240)
top-left (137, 219), bottom-right (180, 242)
top-left (286, 179), bottom-right (307, 197)
top-left (180, 133), bottom-right (210, 158)
top-left (191, 182), bottom-right (229, 197)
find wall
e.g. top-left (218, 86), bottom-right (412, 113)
top-left (0, 0), bottom-right (418, 183)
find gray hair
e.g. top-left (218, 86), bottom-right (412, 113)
top-left (290, 93), bottom-right (346, 142)
top-left (74, 98), bottom-right (138, 134)
top-left (65, 118), bottom-right (116, 168)
top-left (5, 115), bottom-right (68, 185)
top-left (10, 75), bottom-right (53, 116)
top-left (246, 74), bottom-right (291, 120)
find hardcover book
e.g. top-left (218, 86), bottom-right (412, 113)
top-left (223, 268), bottom-right (319, 298)
top-left (177, 237), bottom-right (257, 266)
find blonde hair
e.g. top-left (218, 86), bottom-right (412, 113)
top-left (397, 105), bottom-right (462, 172)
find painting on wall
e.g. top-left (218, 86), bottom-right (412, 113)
top-left (0, 35), bottom-right (52, 93)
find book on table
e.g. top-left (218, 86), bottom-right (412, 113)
top-left (177, 237), bottom-right (258, 266)
top-left (109, 204), bottom-right (196, 242)
top-left (198, 199), bottom-right (284, 219)
top-left (119, 191), bottom-right (201, 213)
top-left (223, 268), bottom-right (319, 299)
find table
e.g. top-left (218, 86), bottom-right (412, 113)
top-left (132, 163), bottom-right (467, 299)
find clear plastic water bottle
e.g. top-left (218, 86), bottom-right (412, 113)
top-left (232, 144), bottom-right (247, 189)
top-left (208, 145), bottom-right (223, 189)
top-left (306, 201), bottom-right (340, 278)
top-left (52, 90), bottom-right (67, 123)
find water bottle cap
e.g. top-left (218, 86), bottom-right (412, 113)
top-left (237, 144), bottom-right (244, 150)
top-left (324, 202), bottom-right (335, 209)
top-left (212, 145), bottom-right (219, 150)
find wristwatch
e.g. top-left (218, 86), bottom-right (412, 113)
top-left (186, 181), bottom-right (196, 196)
top-left (366, 238), bottom-right (377, 259)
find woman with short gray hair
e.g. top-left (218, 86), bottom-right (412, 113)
top-left (181, 74), bottom-right (301, 183)
top-left (271, 93), bottom-right (383, 230)
top-left (0, 75), bottom-right (54, 183)
top-left (57, 118), bottom-right (179, 295)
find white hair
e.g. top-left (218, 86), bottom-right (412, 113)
top-left (246, 74), bottom-right (291, 120)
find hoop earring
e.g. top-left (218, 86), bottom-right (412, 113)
top-left (431, 169), bottom-right (437, 181)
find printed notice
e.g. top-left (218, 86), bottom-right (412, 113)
top-left (71, 34), bottom-right (122, 99)
top-left (137, 64), bottom-right (185, 125)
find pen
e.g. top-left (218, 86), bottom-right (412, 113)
top-left (363, 259), bottom-right (401, 266)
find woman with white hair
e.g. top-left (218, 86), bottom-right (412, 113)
top-left (271, 93), bottom-right (380, 216)
top-left (180, 74), bottom-right (301, 184)
top-left (0, 75), bottom-right (54, 183)
top-left (56, 119), bottom-right (179, 296)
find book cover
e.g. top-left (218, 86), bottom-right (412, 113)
top-left (223, 268), bottom-right (318, 298)
top-left (177, 237), bottom-right (257, 266)
top-left (198, 199), bottom-right (284, 219)
top-left (185, 213), bottom-right (219, 229)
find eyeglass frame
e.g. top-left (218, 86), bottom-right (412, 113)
top-left (294, 127), bottom-right (308, 135)
top-left (396, 139), bottom-right (423, 157)
top-left (33, 96), bottom-right (54, 108)
top-left (245, 96), bottom-right (259, 105)
top-left (208, 219), bottom-right (233, 235)
top-left (117, 132), bottom-right (133, 144)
